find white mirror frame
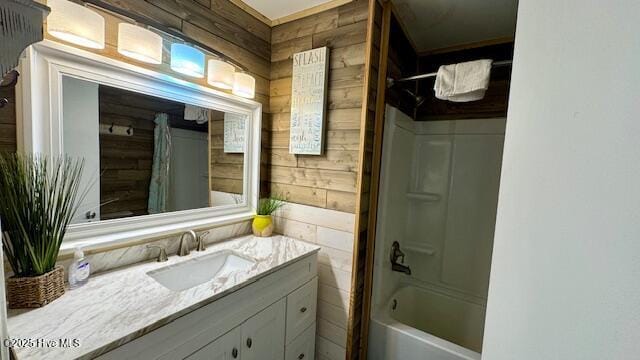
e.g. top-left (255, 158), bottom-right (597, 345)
top-left (17, 40), bottom-right (261, 254)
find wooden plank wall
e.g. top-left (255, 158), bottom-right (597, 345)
top-left (73, 0), bottom-right (272, 145)
top-left (346, 1), bottom-right (383, 358)
top-left (386, 14), bottom-right (418, 117)
top-left (209, 110), bottom-right (244, 195)
top-left (98, 85), bottom-right (186, 219)
top-left (0, 86), bottom-right (17, 153)
top-left (267, 0), bottom-right (370, 212)
top-left (267, 2), bottom-right (382, 358)
top-left (416, 42), bottom-right (514, 121)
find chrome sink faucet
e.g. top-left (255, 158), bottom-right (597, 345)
top-left (390, 241), bottom-right (412, 275)
top-left (178, 230), bottom-right (197, 256)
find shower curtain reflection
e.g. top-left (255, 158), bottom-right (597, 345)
top-left (148, 113), bottom-right (171, 214)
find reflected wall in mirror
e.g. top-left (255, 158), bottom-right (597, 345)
top-left (61, 76), bottom-right (247, 224)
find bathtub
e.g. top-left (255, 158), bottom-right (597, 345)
top-left (368, 285), bottom-right (484, 360)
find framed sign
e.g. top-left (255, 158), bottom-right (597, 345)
top-left (289, 47), bottom-right (330, 155)
top-left (224, 113), bottom-right (246, 153)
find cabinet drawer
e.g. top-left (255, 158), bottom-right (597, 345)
top-left (286, 277), bottom-right (318, 344)
top-left (285, 322), bottom-right (315, 360)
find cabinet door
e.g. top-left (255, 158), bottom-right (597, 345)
top-left (186, 327), bottom-right (241, 360)
top-left (241, 298), bottom-right (286, 360)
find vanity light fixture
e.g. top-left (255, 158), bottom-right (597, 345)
top-left (117, 23), bottom-right (163, 64)
top-left (47, 0), bottom-right (105, 49)
top-left (207, 59), bottom-right (235, 90)
top-left (232, 72), bottom-right (256, 99)
top-left (170, 43), bottom-right (205, 78)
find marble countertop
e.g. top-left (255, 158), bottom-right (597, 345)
top-left (7, 235), bottom-right (320, 360)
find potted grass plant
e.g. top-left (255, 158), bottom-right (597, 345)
top-left (0, 153), bottom-right (85, 308)
top-left (252, 196), bottom-right (285, 237)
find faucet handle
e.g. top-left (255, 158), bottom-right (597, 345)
top-left (147, 244), bottom-right (168, 262)
top-left (196, 231), bottom-right (209, 251)
top-left (390, 241), bottom-right (406, 263)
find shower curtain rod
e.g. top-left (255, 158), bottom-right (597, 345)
top-left (388, 60), bottom-right (513, 87)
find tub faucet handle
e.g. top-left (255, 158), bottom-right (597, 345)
top-left (391, 241), bottom-right (406, 263)
top-left (390, 241), bottom-right (411, 275)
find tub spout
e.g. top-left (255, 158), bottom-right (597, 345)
top-left (390, 241), bottom-right (412, 275)
top-left (392, 262), bottom-right (412, 275)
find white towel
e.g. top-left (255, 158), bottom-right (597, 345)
top-left (434, 59), bottom-right (493, 102)
top-left (184, 104), bottom-right (209, 124)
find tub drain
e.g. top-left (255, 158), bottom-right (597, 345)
top-left (392, 299), bottom-right (397, 310)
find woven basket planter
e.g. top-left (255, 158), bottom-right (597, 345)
top-left (6, 266), bottom-right (65, 309)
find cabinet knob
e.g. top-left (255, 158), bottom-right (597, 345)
top-left (232, 348), bottom-right (238, 358)
top-left (300, 307), bottom-right (307, 313)
top-left (298, 353), bottom-right (305, 359)
top-left (246, 337), bottom-right (252, 348)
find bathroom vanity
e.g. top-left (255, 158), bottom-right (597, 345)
top-left (7, 235), bottom-right (319, 360)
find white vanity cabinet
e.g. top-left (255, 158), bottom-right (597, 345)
top-left (98, 253), bottom-right (318, 360)
top-left (186, 299), bottom-right (285, 360)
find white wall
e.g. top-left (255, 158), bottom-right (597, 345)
top-left (371, 106), bottom-right (414, 310)
top-left (62, 76), bottom-right (100, 224)
top-left (272, 202), bottom-right (355, 360)
top-left (482, 0), bottom-right (640, 359)
top-left (168, 128), bottom-right (209, 212)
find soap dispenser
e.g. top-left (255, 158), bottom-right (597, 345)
top-left (68, 247), bottom-right (91, 289)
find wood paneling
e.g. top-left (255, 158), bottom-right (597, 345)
top-left (264, 2), bottom-right (380, 358)
top-left (346, 1), bottom-right (384, 358)
top-left (99, 86), bottom-right (186, 219)
top-left (100, 85), bottom-right (224, 218)
top-left (386, 13), bottom-right (418, 117)
top-left (0, 86), bottom-right (17, 153)
top-left (209, 110), bottom-right (244, 195)
top-left (145, 0), bottom-right (270, 60)
top-left (266, 0), bottom-right (370, 213)
top-left (352, 2), bottom-right (393, 358)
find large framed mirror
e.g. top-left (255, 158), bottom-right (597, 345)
top-left (18, 40), bottom-right (261, 252)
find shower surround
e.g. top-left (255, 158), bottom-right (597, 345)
top-left (369, 106), bottom-right (505, 359)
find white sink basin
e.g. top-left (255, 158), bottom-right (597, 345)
top-left (147, 251), bottom-right (256, 291)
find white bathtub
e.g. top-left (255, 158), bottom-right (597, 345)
top-left (368, 286), bottom-right (484, 360)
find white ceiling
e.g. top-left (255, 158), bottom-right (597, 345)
top-left (392, 0), bottom-right (518, 53)
top-left (240, 0), bottom-right (337, 21)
